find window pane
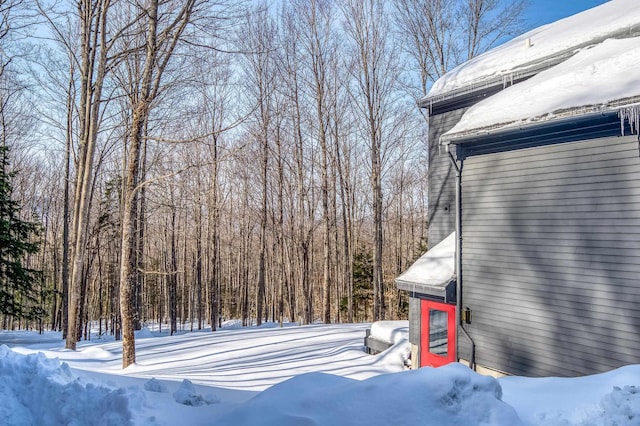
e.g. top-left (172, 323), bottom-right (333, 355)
top-left (429, 309), bottom-right (448, 357)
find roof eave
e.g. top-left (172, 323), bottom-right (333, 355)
top-left (440, 110), bottom-right (633, 158)
top-left (395, 278), bottom-right (456, 302)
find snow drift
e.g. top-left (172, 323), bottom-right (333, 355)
top-left (216, 363), bottom-right (522, 426)
top-left (0, 345), bottom-right (132, 426)
top-left (3, 326), bottom-right (640, 425)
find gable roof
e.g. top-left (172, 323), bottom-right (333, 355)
top-left (422, 0), bottom-right (640, 123)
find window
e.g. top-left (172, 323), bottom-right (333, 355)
top-left (429, 309), bottom-right (449, 357)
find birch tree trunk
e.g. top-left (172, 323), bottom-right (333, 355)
top-left (67, 0), bottom-right (111, 350)
top-left (61, 59), bottom-right (74, 337)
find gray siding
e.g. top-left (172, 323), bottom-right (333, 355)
top-left (407, 108), bottom-right (466, 363)
top-left (428, 108), bottom-right (467, 249)
top-left (461, 135), bottom-right (640, 376)
top-left (409, 296), bottom-right (420, 345)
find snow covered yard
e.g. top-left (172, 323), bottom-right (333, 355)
top-left (1, 323), bottom-right (639, 425)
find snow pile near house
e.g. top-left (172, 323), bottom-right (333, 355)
top-left (368, 321), bottom-right (411, 367)
top-left (445, 36), bottom-right (640, 137)
top-left (369, 320), bottom-right (408, 344)
top-left (218, 363), bottom-right (522, 426)
top-left (501, 364), bottom-right (640, 426)
top-left (428, 0), bottom-right (640, 97)
top-left (597, 385), bottom-right (640, 425)
top-left (0, 345), bottom-right (132, 426)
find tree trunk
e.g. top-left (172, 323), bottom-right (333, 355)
top-left (67, 0), bottom-right (110, 351)
top-left (256, 127), bottom-right (268, 327)
top-left (61, 61), bottom-right (73, 338)
top-left (195, 200), bottom-right (203, 330)
top-left (168, 205), bottom-right (178, 335)
top-left (134, 133), bottom-right (147, 331)
top-left (209, 137), bottom-right (220, 331)
top-left (119, 106), bottom-right (144, 366)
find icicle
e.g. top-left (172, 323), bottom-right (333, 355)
top-left (619, 105), bottom-right (640, 136)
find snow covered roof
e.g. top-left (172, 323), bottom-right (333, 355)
top-left (426, 0), bottom-right (640, 141)
top-left (423, 0), bottom-right (640, 107)
top-left (395, 232), bottom-right (455, 299)
top-left (443, 36), bottom-right (640, 141)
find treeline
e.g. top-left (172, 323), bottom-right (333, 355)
top-left (0, 0), bottom-right (525, 364)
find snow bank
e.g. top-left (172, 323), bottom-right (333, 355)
top-left (369, 320), bottom-right (408, 344)
top-left (218, 363), bottom-right (522, 426)
top-left (172, 379), bottom-right (220, 406)
top-left (597, 385), bottom-right (640, 425)
top-left (0, 345), bottom-right (132, 426)
top-left (4, 326), bottom-right (640, 425)
top-left (501, 364), bottom-right (640, 426)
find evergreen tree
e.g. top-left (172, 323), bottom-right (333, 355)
top-left (346, 248), bottom-right (374, 322)
top-left (0, 145), bottom-right (42, 320)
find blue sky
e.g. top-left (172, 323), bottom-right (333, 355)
top-left (523, 0), bottom-right (609, 28)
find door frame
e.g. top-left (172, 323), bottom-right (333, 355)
top-left (420, 299), bottom-right (457, 367)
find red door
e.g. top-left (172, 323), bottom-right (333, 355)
top-left (420, 300), bottom-right (456, 367)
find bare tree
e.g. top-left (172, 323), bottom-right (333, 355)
top-left (238, 5), bottom-right (278, 326)
top-left (13, 0), bottom-right (529, 335)
top-left (62, 0), bottom-right (113, 350)
top-left (194, 51), bottom-right (234, 331)
top-left (118, 0), bottom-right (196, 368)
top-left (341, 0), bottom-right (401, 320)
top-left (393, 0), bottom-right (527, 95)
top-left (288, 0), bottom-right (339, 324)
top-left (0, 1), bottom-right (44, 328)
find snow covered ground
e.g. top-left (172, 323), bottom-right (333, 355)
top-left (1, 322), bottom-right (639, 425)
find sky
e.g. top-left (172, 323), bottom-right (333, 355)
top-left (524, 0), bottom-right (610, 28)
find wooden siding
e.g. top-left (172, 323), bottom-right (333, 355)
top-left (428, 108), bottom-right (467, 249)
top-left (461, 135), bottom-right (640, 377)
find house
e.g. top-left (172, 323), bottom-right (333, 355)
top-left (397, 0), bottom-right (640, 377)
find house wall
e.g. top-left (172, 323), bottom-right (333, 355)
top-left (427, 108), bottom-right (467, 249)
top-left (460, 134), bottom-right (640, 376)
top-left (408, 108), bottom-right (467, 359)
top-left (408, 296), bottom-right (420, 346)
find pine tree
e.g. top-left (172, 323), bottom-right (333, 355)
top-left (0, 145), bottom-right (42, 320)
top-left (350, 248), bottom-right (374, 322)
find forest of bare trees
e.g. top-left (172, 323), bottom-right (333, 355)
top-left (0, 0), bottom-right (525, 366)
